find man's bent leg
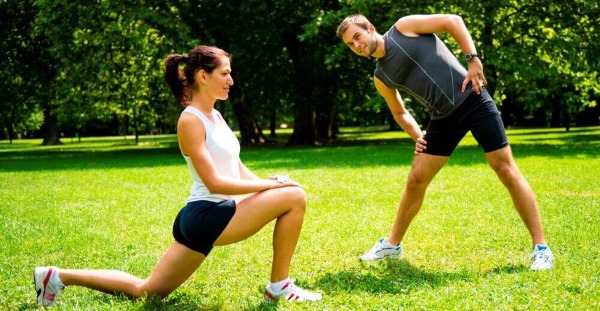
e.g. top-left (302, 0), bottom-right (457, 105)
top-left (387, 153), bottom-right (449, 245)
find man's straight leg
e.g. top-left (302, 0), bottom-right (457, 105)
top-left (484, 146), bottom-right (547, 246)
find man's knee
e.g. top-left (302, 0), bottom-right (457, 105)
top-left (406, 171), bottom-right (431, 189)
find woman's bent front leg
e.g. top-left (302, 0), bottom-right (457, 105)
top-left (214, 186), bottom-right (307, 282)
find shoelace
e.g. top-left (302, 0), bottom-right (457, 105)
top-left (531, 250), bottom-right (550, 261)
top-left (374, 241), bottom-right (397, 253)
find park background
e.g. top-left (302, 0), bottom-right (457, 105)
top-left (1, 0), bottom-right (599, 144)
top-left (1, 0), bottom-right (599, 310)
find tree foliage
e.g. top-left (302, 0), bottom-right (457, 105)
top-left (0, 0), bottom-right (597, 144)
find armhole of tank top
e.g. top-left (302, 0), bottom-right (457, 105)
top-left (181, 107), bottom-right (209, 158)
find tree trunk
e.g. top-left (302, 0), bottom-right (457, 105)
top-left (316, 105), bottom-right (336, 141)
top-left (134, 109), bottom-right (139, 144)
top-left (501, 91), bottom-right (516, 128)
top-left (563, 101), bottom-right (570, 132)
top-left (279, 26), bottom-right (318, 145)
top-left (41, 104), bottom-right (62, 145)
top-left (7, 121), bottom-right (15, 144)
top-left (230, 73), bottom-right (266, 145)
top-left (232, 98), bottom-right (266, 145)
top-left (481, 7), bottom-right (498, 99)
top-left (550, 97), bottom-right (561, 128)
top-left (288, 100), bottom-right (316, 145)
top-left (269, 111), bottom-right (277, 138)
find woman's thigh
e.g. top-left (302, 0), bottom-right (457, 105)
top-left (142, 242), bottom-right (205, 298)
top-left (214, 186), bottom-right (306, 246)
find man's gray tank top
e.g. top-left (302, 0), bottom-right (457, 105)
top-left (374, 26), bottom-right (475, 120)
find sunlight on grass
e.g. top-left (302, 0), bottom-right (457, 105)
top-left (1, 127), bottom-right (599, 310)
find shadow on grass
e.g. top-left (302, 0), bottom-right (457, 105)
top-left (483, 264), bottom-right (528, 276)
top-left (141, 291), bottom-right (284, 311)
top-left (314, 259), bottom-right (473, 295)
top-left (241, 301), bottom-right (283, 311)
top-left (140, 293), bottom-right (222, 311)
top-left (314, 260), bottom-right (531, 297)
top-left (11, 292), bottom-right (280, 311)
top-left (1, 127), bottom-right (598, 173)
top-left (15, 302), bottom-right (37, 311)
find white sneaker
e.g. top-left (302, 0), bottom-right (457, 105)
top-left (34, 266), bottom-right (65, 306)
top-left (530, 244), bottom-right (554, 270)
top-left (264, 279), bottom-right (322, 302)
top-left (359, 237), bottom-right (403, 261)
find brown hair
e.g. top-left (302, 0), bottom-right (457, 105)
top-left (164, 45), bottom-right (231, 107)
top-left (336, 14), bottom-right (372, 38)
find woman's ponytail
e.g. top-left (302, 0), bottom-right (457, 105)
top-left (164, 54), bottom-right (190, 107)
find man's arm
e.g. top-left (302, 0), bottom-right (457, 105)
top-left (374, 77), bottom-right (424, 142)
top-left (394, 14), bottom-right (487, 94)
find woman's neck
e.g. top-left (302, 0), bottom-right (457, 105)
top-left (189, 94), bottom-right (215, 114)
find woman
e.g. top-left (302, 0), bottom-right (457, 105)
top-left (34, 45), bottom-right (322, 306)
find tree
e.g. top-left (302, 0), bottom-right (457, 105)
top-left (33, 1), bottom-right (192, 144)
top-left (0, 0), bottom-right (48, 143)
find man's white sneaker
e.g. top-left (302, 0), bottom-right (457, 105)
top-left (530, 244), bottom-right (554, 271)
top-left (264, 279), bottom-right (322, 302)
top-left (34, 266), bottom-right (65, 307)
top-left (359, 237), bottom-right (403, 261)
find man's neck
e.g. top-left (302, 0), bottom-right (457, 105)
top-left (371, 35), bottom-right (386, 59)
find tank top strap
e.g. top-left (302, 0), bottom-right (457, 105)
top-left (183, 106), bottom-right (215, 128)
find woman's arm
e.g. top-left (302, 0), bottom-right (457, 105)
top-left (177, 113), bottom-right (298, 195)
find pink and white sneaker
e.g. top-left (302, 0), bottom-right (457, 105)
top-left (264, 279), bottom-right (322, 302)
top-left (34, 266), bottom-right (65, 307)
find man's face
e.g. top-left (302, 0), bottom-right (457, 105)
top-left (341, 23), bottom-right (377, 58)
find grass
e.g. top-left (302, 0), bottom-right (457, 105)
top-left (1, 126), bottom-right (599, 310)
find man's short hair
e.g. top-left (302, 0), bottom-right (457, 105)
top-left (336, 14), bottom-right (372, 38)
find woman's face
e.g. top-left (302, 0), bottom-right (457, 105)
top-left (203, 56), bottom-right (234, 100)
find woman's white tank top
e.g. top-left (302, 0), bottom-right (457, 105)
top-left (181, 106), bottom-right (240, 202)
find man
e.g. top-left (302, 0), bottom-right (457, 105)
top-left (336, 14), bottom-right (554, 270)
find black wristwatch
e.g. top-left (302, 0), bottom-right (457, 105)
top-left (465, 53), bottom-right (479, 61)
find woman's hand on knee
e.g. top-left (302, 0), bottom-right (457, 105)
top-left (268, 174), bottom-right (302, 189)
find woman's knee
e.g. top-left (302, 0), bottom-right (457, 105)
top-left (290, 187), bottom-right (307, 209)
top-left (135, 280), bottom-right (173, 299)
top-left (286, 186), bottom-right (307, 211)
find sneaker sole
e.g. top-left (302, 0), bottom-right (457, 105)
top-left (360, 253), bottom-right (403, 261)
top-left (531, 264), bottom-right (553, 271)
top-left (263, 290), bottom-right (277, 302)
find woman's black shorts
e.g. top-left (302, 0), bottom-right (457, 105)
top-left (172, 199), bottom-right (236, 256)
top-left (424, 89), bottom-right (508, 156)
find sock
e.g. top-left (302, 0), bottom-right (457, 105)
top-left (51, 267), bottom-right (65, 287)
top-left (383, 238), bottom-right (399, 247)
top-left (269, 278), bottom-right (291, 293)
top-left (535, 244), bottom-right (548, 251)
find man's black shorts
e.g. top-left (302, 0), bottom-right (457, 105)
top-left (424, 89), bottom-right (508, 156)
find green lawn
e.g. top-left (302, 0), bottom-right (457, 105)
top-left (1, 127), bottom-right (599, 310)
